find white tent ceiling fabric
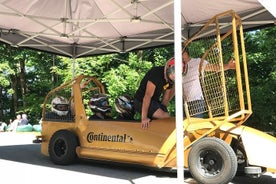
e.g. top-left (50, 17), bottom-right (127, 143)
top-left (0, 0), bottom-right (274, 58)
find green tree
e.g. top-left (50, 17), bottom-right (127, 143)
top-left (56, 46), bottom-right (175, 118)
top-left (0, 43), bottom-right (62, 124)
top-left (1, 26), bottom-right (274, 131)
top-left (245, 27), bottom-right (276, 131)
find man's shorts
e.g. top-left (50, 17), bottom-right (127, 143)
top-left (133, 98), bottom-right (168, 119)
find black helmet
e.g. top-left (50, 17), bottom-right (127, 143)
top-left (88, 94), bottom-right (111, 113)
top-left (115, 95), bottom-right (134, 119)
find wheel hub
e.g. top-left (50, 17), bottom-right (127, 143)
top-left (200, 150), bottom-right (223, 175)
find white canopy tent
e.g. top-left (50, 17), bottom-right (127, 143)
top-left (0, 0), bottom-right (274, 183)
top-left (0, 0), bottom-right (274, 58)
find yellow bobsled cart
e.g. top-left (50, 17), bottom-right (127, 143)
top-left (35, 10), bottom-right (276, 184)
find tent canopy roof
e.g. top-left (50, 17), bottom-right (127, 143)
top-left (0, 0), bottom-right (274, 58)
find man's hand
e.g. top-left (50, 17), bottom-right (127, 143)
top-left (227, 59), bottom-right (236, 70)
top-left (141, 118), bottom-right (151, 129)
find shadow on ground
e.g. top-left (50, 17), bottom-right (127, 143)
top-left (0, 133), bottom-right (275, 184)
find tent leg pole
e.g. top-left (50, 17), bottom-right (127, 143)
top-left (174, 0), bottom-right (184, 183)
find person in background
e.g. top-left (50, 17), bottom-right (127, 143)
top-left (133, 58), bottom-right (177, 129)
top-left (0, 121), bottom-right (7, 132)
top-left (19, 113), bottom-right (29, 126)
top-left (182, 47), bottom-right (236, 118)
top-left (88, 94), bottom-right (112, 120)
top-left (7, 114), bottom-right (21, 132)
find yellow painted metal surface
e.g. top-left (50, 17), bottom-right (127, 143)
top-left (240, 126), bottom-right (276, 170)
top-left (38, 72), bottom-right (276, 173)
top-left (37, 11), bottom-right (276, 176)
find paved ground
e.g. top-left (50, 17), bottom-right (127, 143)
top-left (0, 132), bottom-right (275, 184)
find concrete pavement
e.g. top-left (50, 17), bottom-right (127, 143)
top-left (0, 132), bottom-right (275, 184)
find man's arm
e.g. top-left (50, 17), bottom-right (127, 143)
top-left (141, 81), bottom-right (155, 128)
top-left (161, 85), bottom-right (175, 107)
top-left (205, 59), bottom-right (236, 72)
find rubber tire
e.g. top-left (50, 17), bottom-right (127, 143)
top-left (188, 137), bottom-right (237, 184)
top-left (48, 130), bottom-right (78, 165)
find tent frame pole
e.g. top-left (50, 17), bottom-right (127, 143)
top-left (174, 0), bottom-right (184, 183)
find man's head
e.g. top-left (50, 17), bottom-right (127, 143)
top-left (165, 58), bottom-right (175, 83)
top-left (22, 114), bottom-right (27, 119)
top-left (166, 53), bottom-right (189, 81)
top-left (182, 47), bottom-right (190, 63)
top-left (16, 114), bottom-right (21, 120)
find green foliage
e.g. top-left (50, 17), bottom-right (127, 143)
top-left (0, 27), bottom-right (275, 131)
top-left (244, 27), bottom-right (276, 131)
top-left (0, 43), bottom-right (61, 123)
top-left (102, 53), bottom-right (153, 98)
top-left (17, 93), bottom-right (45, 124)
top-left (0, 63), bottom-right (14, 86)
